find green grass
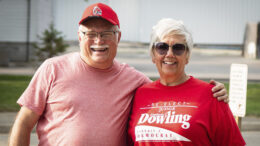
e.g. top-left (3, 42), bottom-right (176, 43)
top-left (0, 75), bottom-right (259, 116)
top-left (224, 83), bottom-right (260, 116)
top-left (0, 75), bottom-right (32, 111)
top-left (238, 83), bottom-right (260, 116)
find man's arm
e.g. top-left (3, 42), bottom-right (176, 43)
top-left (209, 80), bottom-right (229, 103)
top-left (8, 106), bottom-right (40, 146)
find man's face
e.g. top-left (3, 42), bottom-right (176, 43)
top-left (78, 18), bottom-right (121, 69)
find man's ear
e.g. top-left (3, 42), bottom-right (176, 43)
top-left (117, 31), bottom-right (121, 42)
top-left (78, 31), bottom-right (82, 42)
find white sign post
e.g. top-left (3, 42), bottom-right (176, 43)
top-left (229, 64), bottom-right (248, 129)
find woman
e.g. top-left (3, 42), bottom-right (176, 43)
top-left (128, 18), bottom-right (245, 145)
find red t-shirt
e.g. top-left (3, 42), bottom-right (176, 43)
top-left (128, 76), bottom-right (245, 146)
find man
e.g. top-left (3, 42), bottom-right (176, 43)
top-left (9, 3), bottom-right (228, 146)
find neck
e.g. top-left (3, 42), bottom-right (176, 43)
top-left (80, 53), bottom-right (113, 69)
top-left (160, 73), bottom-right (189, 86)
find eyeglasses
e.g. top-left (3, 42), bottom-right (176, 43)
top-left (153, 42), bottom-right (186, 56)
top-left (81, 31), bottom-right (118, 40)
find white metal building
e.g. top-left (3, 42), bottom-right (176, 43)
top-left (0, 0), bottom-right (260, 61)
top-left (55, 0), bottom-right (260, 45)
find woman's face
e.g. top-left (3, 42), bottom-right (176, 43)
top-left (152, 35), bottom-right (189, 80)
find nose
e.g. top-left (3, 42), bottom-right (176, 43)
top-left (94, 34), bottom-right (104, 44)
top-left (165, 47), bottom-right (175, 57)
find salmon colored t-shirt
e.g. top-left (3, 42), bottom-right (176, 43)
top-left (18, 52), bottom-right (151, 146)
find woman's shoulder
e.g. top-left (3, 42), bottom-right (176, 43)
top-left (189, 76), bottom-right (214, 90)
top-left (186, 77), bottom-right (217, 103)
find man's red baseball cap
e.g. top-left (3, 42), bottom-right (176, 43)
top-left (79, 3), bottom-right (120, 28)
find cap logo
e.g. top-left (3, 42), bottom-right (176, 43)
top-left (93, 6), bottom-right (102, 16)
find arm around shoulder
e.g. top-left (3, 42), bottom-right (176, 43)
top-left (209, 80), bottom-right (229, 102)
top-left (8, 106), bottom-right (40, 146)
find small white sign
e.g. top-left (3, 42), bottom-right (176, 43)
top-left (229, 64), bottom-right (248, 117)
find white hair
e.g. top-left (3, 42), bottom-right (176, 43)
top-left (149, 18), bottom-right (193, 59)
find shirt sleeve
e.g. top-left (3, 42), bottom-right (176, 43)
top-left (17, 59), bottom-right (54, 115)
top-left (213, 101), bottom-right (246, 146)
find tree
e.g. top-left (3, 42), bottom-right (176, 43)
top-left (33, 23), bottom-right (69, 61)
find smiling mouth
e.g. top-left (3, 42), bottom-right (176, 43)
top-left (91, 47), bottom-right (108, 52)
top-left (163, 61), bottom-right (177, 65)
top-left (90, 45), bottom-right (109, 52)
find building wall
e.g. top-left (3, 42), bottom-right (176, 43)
top-left (53, 0), bottom-right (260, 45)
top-left (0, 0), bottom-right (28, 42)
top-left (1, 0), bottom-right (260, 45)
top-left (0, 0), bottom-right (54, 42)
top-left (34, 0), bottom-right (54, 41)
top-left (53, 0), bottom-right (108, 41)
top-left (0, 0), bottom-right (53, 61)
top-left (109, 0), bottom-right (140, 42)
top-left (113, 0), bottom-right (260, 45)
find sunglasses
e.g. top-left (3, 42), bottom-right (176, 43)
top-left (153, 42), bottom-right (186, 56)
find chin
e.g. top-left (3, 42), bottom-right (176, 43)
top-left (162, 70), bottom-right (177, 75)
top-left (92, 56), bottom-right (108, 61)
top-left (160, 72), bottom-right (175, 77)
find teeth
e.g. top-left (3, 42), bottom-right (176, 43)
top-left (163, 61), bottom-right (175, 65)
top-left (90, 45), bottom-right (109, 52)
top-left (91, 48), bottom-right (107, 52)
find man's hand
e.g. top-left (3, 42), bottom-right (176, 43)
top-left (209, 80), bottom-right (229, 103)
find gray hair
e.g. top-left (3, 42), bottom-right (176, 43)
top-left (149, 18), bottom-right (193, 59)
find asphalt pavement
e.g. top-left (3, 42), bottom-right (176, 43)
top-left (0, 41), bottom-right (260, 145)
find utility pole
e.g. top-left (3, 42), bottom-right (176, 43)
top-left (26, 0), bottom-right (31, 62)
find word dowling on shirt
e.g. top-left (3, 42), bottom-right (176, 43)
top-left (138, 111), bottom-right (191, 129)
